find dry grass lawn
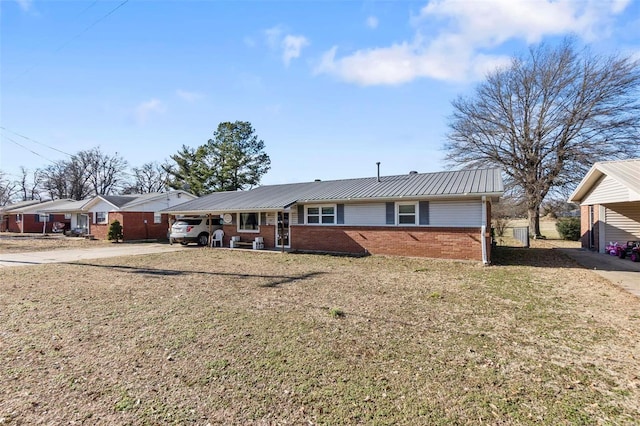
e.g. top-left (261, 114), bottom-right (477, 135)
top-left (1, 239), bottom-right (639, 425)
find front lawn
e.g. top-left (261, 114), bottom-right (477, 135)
top-left (1, 247), bottom-right (638, 424)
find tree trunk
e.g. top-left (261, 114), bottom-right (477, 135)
top-left (528, 207), bottom-right (542, 239)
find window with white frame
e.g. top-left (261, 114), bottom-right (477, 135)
top-left (96, 212), bottom-right (108, 224)
top-left (16, 214), bottom-right (22, 223)
top-left (64, 213), bottom-right (72, 220)
top-left (238, 212), bottom-right (259, 232)
top-left (153, 212), bottom-right (162, 224)
top-left (306, 205), bottom-right (336, 225)
top-left (397, 202), bottom-right (417, 225)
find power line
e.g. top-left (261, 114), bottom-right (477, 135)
top-left (1, 135), bottom-right (58, 165)
top-left (0, 127), bottom-right (73, 157)
top-left (8, 0), bottom-right (130, 83)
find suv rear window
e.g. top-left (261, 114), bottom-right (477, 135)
top-left (176, 219), bottom-right (202, 225)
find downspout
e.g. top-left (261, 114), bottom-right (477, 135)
top-left (481, 196), bottom-right (488, 265)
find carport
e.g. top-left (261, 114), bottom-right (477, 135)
top-left (569, 159), bottom-right (640, 254)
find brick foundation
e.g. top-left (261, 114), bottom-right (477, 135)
top-left (291, 225), bottom-right (484, 261)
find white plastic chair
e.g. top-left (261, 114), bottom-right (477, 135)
top-left (211, 229), bottom-right (224, 247)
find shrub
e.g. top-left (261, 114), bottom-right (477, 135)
top-left (556, 217), bottom-right (581, 241)
top-left (493, 217), bottom-right (510, 237)
top-left (108, 220), bottom-right (124, 242)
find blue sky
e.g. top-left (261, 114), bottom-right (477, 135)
top-left (1, 0), bottom-right (639, 187)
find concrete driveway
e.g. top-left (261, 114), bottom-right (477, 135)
top-left (0, 243), bottom-right (184, 268)
top-left (558, 248), bottom-right (640, 298)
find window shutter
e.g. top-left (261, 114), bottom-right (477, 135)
top-left (337, 204), bottom-right (344, 224)
top-left (297, 205), bottom-right (304, 224)
top-left (419, 201), bottom-right (429, 225)
top-left (35, 214), bottom-right (40, 223)
top-left (386, 202), bottom-right (395, 225)
top-left (260, 212), bottom-right (267, 225)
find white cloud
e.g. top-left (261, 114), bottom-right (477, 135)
top-left (134, 98), bottom-right (166, 125)
top-left (15, 0), bottom-right (32, 11)
top-left (176, 89), bottom-right (204, 102)
top-left (282, 35), bottom-right (309, 66)
top-left (264, 26), bottom-right (309, 66)
top-left (316, 0), bottom-right (632, 85)
top-left (366, 16), bottom-right (379, 29)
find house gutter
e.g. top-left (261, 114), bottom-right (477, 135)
top-left (481, 196), bottom-right (489, 265)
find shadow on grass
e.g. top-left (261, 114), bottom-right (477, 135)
top-left (492, 246), bottom-right (577, 268)
top-left (65, 261), bottom-right (325, 288)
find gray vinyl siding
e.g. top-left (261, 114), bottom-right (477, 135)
top-left (345, 203), bottom-right (387, 226)
top-left (604, 202), bottom-right (640, 243)
top-left (429, 200), bottom-right (482, 227)
top-left (583, 175), bottom-right (632, 205)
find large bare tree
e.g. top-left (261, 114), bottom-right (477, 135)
top-left (123, 162), bottom-right (169, 194)
top-left (444, 39), bottom-right (640, 237)
top-left (40, 147), bottom-right (128, 200)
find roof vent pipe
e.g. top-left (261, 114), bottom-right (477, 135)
top-left (376, 162), bottom-right (381, 182)
top-left (409, 170), bottom-right (418, 174)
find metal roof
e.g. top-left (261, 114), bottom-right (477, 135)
top-left (0, 199), bottom-right (44, 213)
top-left (38, 199), bottom-right (91, 213)
top-left (569, 158), bottom-right (640, 203)
top-left (163, 168), bottom-right (504, 214)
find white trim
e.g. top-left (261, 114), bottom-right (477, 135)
top-left (305, 204), bottom-right (336, 225)
top-left (481, 196), bottom-right (488, 264)
top-left (396, 201), bottom-right (418, 226)
top-left (598, 204), bottom-right (606, 254)
top-left (237, 212), bottom-right (260, 233)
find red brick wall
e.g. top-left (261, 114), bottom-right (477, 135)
top-left (93, 212), bottom-right (173, 241)
top-left (579, 205), bottom-right (600, 251)
top-left (291, 225), bottom-right (484, 261)
top-left (219, 225), bottom-right (276, 248)
top-left (120, 212), bottom-right (170, 241)
top-left (6, 213), bottom-right (68, 233)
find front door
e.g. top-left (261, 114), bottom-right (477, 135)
top-left (276, 212), bottom-right (290, 247)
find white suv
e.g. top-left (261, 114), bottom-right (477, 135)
top-left (169, 217), bottom-right (222, 246)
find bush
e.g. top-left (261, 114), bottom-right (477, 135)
top-left (556, 217), bottom-right (581, 241)
top-left (108, 220), bottom-right (124, 242)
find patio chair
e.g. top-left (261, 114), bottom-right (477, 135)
top-left (211, 229), bottom-right (224, 247)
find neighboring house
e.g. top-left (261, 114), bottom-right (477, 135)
top-left (39, 199), bottom-right (93, 234)
top-left (569, 159), bottom-right (640, 253)
top-left (1, 199), bottom-right (42, 232)
top-left (81, 191), bottom-right (197, 240)
top-left (1, 199), bottom-right (74, 233)
top-left (164, 168), bottom-right (503, 263)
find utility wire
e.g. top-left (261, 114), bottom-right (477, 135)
top-left (1, 135), bottom-right (58, 165)
top-left (0, 127), bottom-right (73, 157)
top-left (8, 0), bottom-right (130, 83)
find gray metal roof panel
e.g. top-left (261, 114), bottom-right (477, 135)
top-left (163, 168), bottom-right (503, 213)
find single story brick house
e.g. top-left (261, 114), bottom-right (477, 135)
top-left (569, 159), bottom-right (640, 253)
top-left (2, 191), bottom-right (196, 240)
top-left (1, 199), bottom-right (75, 233)
top-left (163, 168), bottom-right (504, 263)
top-left (1, 199), bottom-right (43, 232)
top-left (74, 191), bottom-right (197, 240)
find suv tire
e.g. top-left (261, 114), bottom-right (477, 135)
top-left (197, 233), bottom-right (209, 246)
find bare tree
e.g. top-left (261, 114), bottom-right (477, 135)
top-left (41, 160), bottom-right (92, 201)
top-left (17, 167), bottom-right (43, 201)
top-left (444, 39), bottom-right (640, 237)
top-left (40, 147), bottom-right (128, 200)
top-left (0, 170), bottom-right (18, 206)
top-left (123, 162), bottom-right (169, 194)
top-left (79, 147), bottom-right (128, 196)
